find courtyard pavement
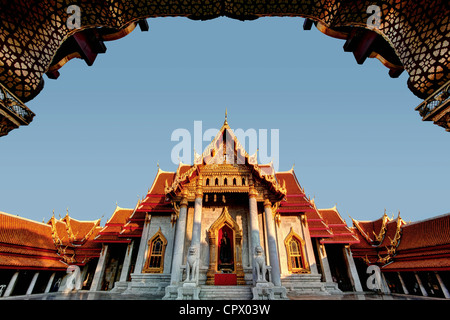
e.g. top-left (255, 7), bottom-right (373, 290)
top-left (0, 290), bottom-right (445, 300)
top-left (1, 290), bottom-right (446, 319)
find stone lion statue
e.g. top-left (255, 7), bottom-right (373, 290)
top-left (253, 245), bottom-right (267, 282)
top-left (185, 245), bottom-right (198, 282)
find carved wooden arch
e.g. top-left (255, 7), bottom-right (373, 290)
top-left (206, 206), bottom-right (245, 285)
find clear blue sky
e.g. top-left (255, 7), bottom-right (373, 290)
top-left (1, 17), bottom-right (449, 226)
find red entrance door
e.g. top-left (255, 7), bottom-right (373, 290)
top-left (215, 224), bottom-right (237, 285)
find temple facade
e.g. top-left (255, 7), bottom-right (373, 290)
top-left (1, 117), bottom-right (449, 299)
top-left (92, 117), bottom-right (364, 299)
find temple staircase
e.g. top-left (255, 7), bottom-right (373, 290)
top-left (199, 285), bottom-right (253, 300)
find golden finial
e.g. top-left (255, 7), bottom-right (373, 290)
top-left (224, 108), bottom-right (228, 125)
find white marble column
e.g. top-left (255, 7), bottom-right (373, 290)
top-left (248, 180), bottom-right (260, 254)
top-left (435, 271), bottom-right (450, 298)
top-left (263, 198), bottom-right (281, 286)
top-left (134, 213), bottom-right (152, 274)
top-left (414, 272), bottom-right (428, 296)
top-left (343, 245), bottom-right (363, 292)
top-left (4, 271), bottom-right (19, 297)
top-left (119, 240), bottom-right (136, 282)
top-left (301, 214), bottom-right (319, 274)
top-left (191, 185), bottom-right (203, 247)
top-left (381, 272), bottom-right (391, 294)
top-left (317, 241), bottom-right (333, 283)
top-left (248, 179), bottom-right (261, 284)
top-left (80, 265), bottom-right (89, 288)
top-left (397, 272), bottom-right (409, 294)
top-left (169, 195), bottom-right (188, 285)
top-left (45, 272), bottom-right (56, 293)
top-left (26, 272), bottom-right (40, 295)
top-left (90, 244), bottom-right (109, 291)
top-left (189, 178), bottom-right (203, 284)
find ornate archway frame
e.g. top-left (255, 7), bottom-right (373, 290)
top-left (142, 227), bottom-right (168, 273)
top-left (206, 206), bottom-right (245, 285)
top-left (284, 227), bottom-right (310, 274)
top-left (0, 1), bottom-right (449, 136)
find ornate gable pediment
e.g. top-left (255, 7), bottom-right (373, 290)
top-left (165, 116), bottom-right (286, 201)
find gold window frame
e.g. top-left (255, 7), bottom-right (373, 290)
top-left (284, 227), bottom-right (310, 274)
top-left (143, 228), bottom-right (168, 273)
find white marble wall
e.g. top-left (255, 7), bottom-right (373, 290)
top-left (125, 214), bottom-right (176, 295)
top-left (146, 215), bottom-right (176, 275)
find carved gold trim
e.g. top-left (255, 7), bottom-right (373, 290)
top-left (372, 210), bottom-right (391, 243)
top-left (171, 201), bottom-right (180, 227)
top-left (143, 228), bottom-right (168, 274)
top-left (378, 212), bottom-right (406, 264)
top-left (206, 207), bottom-right (245, 285)
top-left (165, 119), bottom-right (286, 201)
top-left (284, 227), bottom-right (310, 274)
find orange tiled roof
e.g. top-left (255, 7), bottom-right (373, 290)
top-left (60, 215), bottom-right (101, 244)
top-left (397, 213), bottom-right (450, 251)
top-left (275, 170), bottom-right (316, 213)
top-left (0, 211), bottom-right (56, 250)
top-left (0, 211), bottom-right (102, 270)
top-left (318, 207), bottom-right (360, 244)
top-left (0, 254), bottom-right (68, 270)
top-left (351, 212), bottom-right (450, 272)
top-left (136, 169), bottom-right (174, 213)
top-left (119, 221), bottom-right (143, 237)
top-left (94, 206), bottom-right (134, 243)
top-left (125, 169), bottom-right (177, 237)
top-left (382, 256), bottom-right (450, 271)
top-left (0, 212), bottom-right (66, 270)
top-left (306, 209), bottom-right (333, 238)
top-left (276, 171), bottom-right (304, 196)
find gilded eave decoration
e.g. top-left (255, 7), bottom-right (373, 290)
top-left (165, 121), bottom-right (287, 201)
top-left (372, 211), bottom-right (391, 244)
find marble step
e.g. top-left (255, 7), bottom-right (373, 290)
top-left (199, 285), bottom-right (253, 300)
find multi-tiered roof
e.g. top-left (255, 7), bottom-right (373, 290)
top-left (91, 117), bottom-right (360, 247)
top-left (351, 211), bottom-right (450, 271)
top-left (0, 211), bottom-right (102, 270)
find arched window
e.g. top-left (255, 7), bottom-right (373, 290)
top-left (224, 178), bottom-right (228, 186)
top-left (143, 229), bottom-right (167, 273)
top-left (289, 239), bottom-right (303, 269)
top-left (215, 178), bottom-right (219, 186)
top-left (284, 228), bottom-right (309, 273)
top-left (206, 178), bottom-right (210, 186)
top-left (242, 178), bottom-right (246, 186)
top-left (233, 178), bottom-right (237, 186)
